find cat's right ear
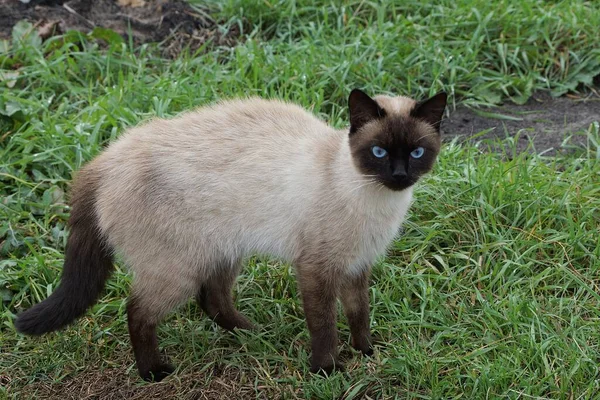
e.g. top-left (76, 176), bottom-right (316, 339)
top-left (348, 89), bottom-right (386, 134)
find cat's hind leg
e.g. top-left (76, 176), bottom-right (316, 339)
top-left (127, 270), bottom-right (196, 382)
top-left (195, 259), bottom-right (254, 331)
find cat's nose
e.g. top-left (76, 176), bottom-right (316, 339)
top-left (392, 166), bottom-right (407, 179)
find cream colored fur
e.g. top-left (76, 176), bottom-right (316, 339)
top-left (88, 96), bottom-right (417, 315)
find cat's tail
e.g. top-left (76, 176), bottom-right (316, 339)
top-left (15, 167), bottom-right (114, 335)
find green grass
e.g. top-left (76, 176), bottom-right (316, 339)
top-left (1, 0), bottom-right (600, 398)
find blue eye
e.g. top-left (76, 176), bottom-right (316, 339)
top-left (410, 147), bottom-right (425, 158)
top-left (372, 146), bottom-right (387, 158)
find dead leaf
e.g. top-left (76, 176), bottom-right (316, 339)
top-left (37, 20), bottom-right (61, 40)
top-left (117, 0), bottom-right (146, 7)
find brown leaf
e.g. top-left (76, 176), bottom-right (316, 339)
top-left (37, 20), bottom-right (61, 40)
top-left (117, 0), bottom-right (146, 8)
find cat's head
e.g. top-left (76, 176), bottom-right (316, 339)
top-left (348, 89), bottom-right (447, 191)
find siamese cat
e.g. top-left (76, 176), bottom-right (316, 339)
top-left (15, 89), bottom-right (447, 382)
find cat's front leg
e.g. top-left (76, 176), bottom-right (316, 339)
top-left (340, 268), bottom-right (373, 356)
top-left (295, 264), bottom-right (342, 374)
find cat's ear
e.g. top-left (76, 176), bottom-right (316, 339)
top-left (411, 92), bottom-right (447, 133)
top-left (348, 89), bottom-right (386, 134)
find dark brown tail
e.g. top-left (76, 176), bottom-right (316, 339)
top-left (15, 168), bottom-right (114, 335)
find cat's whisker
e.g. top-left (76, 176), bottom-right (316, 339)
top-left (416, 132), bottom-right (438, 143)
top-left (349, 179), bottom-right (378, 194)
top-left (348, 179), bottom-right (376, 185)
top-left (348, 182), bottom-right (372, 193)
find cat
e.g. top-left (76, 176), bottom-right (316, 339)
top-left (15, 88), bottom-right (447, 381)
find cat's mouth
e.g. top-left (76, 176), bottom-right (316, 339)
top-left (380, 176), bottom-right (416, 191)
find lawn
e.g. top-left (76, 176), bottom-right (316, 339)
top-left (1, 0), bottom-right (599, 398)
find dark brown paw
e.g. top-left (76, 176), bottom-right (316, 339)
top-left (140, 363), bottom-right (175, 382)
top-left (356, 345), bottom-right (374, 356)
top-left (231, 314), bottom-right (255, 331)
top-left (214, 312), bottom-right (255, 332)
top-left (310, 361), bottom-right (344, 375)
top-left (351, 336), bottom-right (374, 356)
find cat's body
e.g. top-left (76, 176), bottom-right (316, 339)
top-left (98, 97), bottom-right (413, 282)
top-left (16, 90), bottom-right (447, 381)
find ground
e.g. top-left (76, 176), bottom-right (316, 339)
top-left (0, 0), bottom-right (238, 57)
top-left (442, 91), bottom-right (600, 154)
top-left (1, 1), bottom-right (599, 399)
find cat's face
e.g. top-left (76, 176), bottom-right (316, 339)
top-left (348, 89), bottom-right (447, 191)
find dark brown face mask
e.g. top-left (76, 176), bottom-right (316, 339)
top-left (348, 89), bottom-right (447, 191)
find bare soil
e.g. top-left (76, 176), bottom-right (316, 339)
top-left (0, 0), bottom-right (239, 57)
top-left (441, 91), bottom-right (600, 155)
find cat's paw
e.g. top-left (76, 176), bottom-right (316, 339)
top-left (213, 311), bottom-right (255, 332)
top-left (231, 314), bottom-right (256, 331)
top-left (140, 363), bottom-right (175, 382)
top-left (351, 335), bottom-right (374, 356)
top-left (310, 361), bottom-right (345, 376)
top-left (355, 344), bottom-right (373, 356)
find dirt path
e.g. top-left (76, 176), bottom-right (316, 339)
top-left (441, 91), bottom-right (600, 155)
top-left (0, 0), bottom-right (238, 57)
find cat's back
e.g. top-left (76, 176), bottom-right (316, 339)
top-left (93, 97), bottom-right (339, 261)
top-left (103, 97), bottom-right (333, 175)
top-left (206, 97), bottom-right (326, 136)
top-left (156, 97), bottom-right (328, 144)
top-left (148, 97), bottom-right (333, 181)
top-left (98, 97), bottom-right (335, 192)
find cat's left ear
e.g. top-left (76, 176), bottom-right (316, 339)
top-left (348, 89), bottom-right (386, 134)
top-left (411, 92), bottom-right (447, 133)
